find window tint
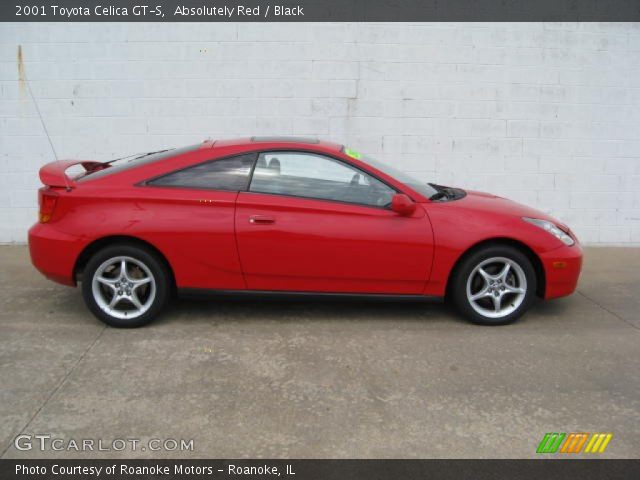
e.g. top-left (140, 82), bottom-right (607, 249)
top-left (78, 145), bottom-right (200, 182)
top-left (148, 153), bottom-right (255, 191)
top-left (249, 152), bottom-right (395, 207)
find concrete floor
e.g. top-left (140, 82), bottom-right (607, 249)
top-left (0, 245), bottom-right (638, 459)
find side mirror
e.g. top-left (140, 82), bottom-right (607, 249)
top-left (391, 193), bottom-right (416, 216)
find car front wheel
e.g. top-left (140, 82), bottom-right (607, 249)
top-left (81, 244), bottom-right (170, 328)
top-left (451, 245), bottom-right (537, 325)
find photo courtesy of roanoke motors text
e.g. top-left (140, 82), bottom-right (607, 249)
top-left (0, 1), bottom-right (639, 479)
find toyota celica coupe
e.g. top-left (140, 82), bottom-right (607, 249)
top-left (29, 137), bottom-right (582, 327)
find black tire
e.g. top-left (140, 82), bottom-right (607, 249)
top-left (81, 244), bottom-right (170, 328)
top-left (450, 245), bottom-right (537, 326)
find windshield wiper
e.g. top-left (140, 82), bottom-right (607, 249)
top-left (429, 191), bottom-right (449, 201)
top-left (429, 183), bottom-right (450, 201)
top-left (429, 183), bottom-right (461, 201)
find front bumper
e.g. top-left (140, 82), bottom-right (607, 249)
top-left (540, 242), bottom-right (583, 299)
top-left (28, 223), bottom-right (83, 286)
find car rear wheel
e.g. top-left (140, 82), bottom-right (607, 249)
top-left (81, 244), bottom-right (170, 328)
top-left (450, 245), bottom-right (537, 325)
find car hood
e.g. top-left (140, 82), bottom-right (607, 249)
top-left (447, 189), bottom-right (567, 228)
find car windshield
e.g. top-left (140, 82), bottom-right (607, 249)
top-left (358, 154), bottom-right (438, 199)
top-left (77, 145), bottom-right (200, 182)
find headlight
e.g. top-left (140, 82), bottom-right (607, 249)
top-left (522, 217), bottom-right (574, 246)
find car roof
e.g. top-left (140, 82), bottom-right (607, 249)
top-left (206, 137), bottom-right (344, 152)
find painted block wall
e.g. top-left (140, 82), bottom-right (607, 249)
top-left (1, 23), bottom-right (639, 243)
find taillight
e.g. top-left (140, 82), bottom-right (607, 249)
top-left (38, 188), bottom-right (59, 223)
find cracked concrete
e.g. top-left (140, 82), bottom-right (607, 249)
top-left (0, 245), bottom-right (638, 459)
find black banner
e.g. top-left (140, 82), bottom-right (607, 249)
top-left (3, 0), bottom-right (640, 22)
top-left (1, 460), bottom-right (640, 480)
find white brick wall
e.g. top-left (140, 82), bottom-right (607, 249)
top-left (1, 22), bottom-right (639, 244)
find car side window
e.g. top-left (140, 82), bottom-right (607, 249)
top-left (147, 153), bottom-right (255, 191)
top-left (249, 152), bottom-right (395, 207)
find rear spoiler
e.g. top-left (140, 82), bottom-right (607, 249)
top-left (39, 160), bottom-right (106, 188)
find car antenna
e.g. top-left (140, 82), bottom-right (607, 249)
top-left (19, 45), bottom-right (71, 192)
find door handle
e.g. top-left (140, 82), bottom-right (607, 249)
top-left (249, 215), bottom-right (275, 225)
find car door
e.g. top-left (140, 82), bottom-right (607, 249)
top-left (235, 151), bottom-right (434, 294)
top-left (140, 153), bottom-right (256, 290)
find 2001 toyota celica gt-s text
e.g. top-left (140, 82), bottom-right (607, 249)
top-left (29, 137), bottom-right (582, 327)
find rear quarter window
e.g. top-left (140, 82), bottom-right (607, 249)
top-left (146, 153), bottom-right (256, 191)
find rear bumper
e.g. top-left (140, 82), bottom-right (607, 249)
top-left (540, 242), bottom-right (583, 299)
top-left (28, 223), bottom-right (83, 286)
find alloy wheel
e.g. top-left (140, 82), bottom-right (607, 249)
top-left (465, 256), bottom-right (527, 319)
top-left (91, 256), bottom-right (156, 320)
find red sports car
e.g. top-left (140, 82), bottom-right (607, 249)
top-left (29, 137), bottom-right (582, 327)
